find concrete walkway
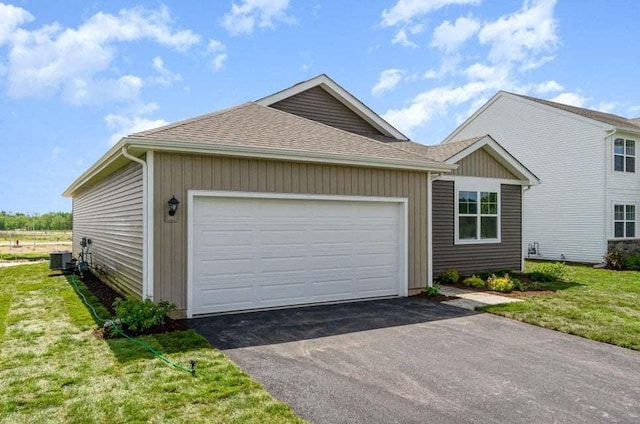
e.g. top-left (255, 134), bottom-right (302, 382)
top-left (440, 285), bottom-right (522, 310)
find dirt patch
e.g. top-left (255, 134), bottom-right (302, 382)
top-left (412, 292), bottom-right (459, 302)
top-left (71, 271), bottom-right (187, 337)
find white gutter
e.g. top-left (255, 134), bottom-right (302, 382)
top-left (121, 146), bottom-right (153, 300)
top-left (427, 172), bottom-right (433, 287)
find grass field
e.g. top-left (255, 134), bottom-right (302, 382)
top-left (0, 263), bottom-right (304, 423)
top-left (484, 261), bottom-right (640, 350)
top-left (0, 231), bottom-right (72, 260)
top-left (0, 230), bottom-right (72, 243)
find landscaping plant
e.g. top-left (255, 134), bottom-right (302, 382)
top-left (528, 262), bottom-right (567, 282)
top-left (486, 274), bottom-right (514, 292)
top-left (424, 284), bottom-right (441, 297)
top-left (438, 268), bottom-right (459, 284)
top-left (462, 275), bottom-right (485, 288)
top-left (113, 297), bottom-right (177, 332)
top-left (604, 249), bottom-right (626, 270)
top-left (623, 253), bottom-right (640, 270)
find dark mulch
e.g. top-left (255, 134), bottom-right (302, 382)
top-left (441, 272), bottom-right (557, 298)
top-left (75, 271), bottom-right (187, 337)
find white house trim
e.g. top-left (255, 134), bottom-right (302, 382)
top-left (256, 74), bottom-right (409, 140)
top-left (451, 177), bottom-right (502, 245)
top-left (186, 190), bottom-right (409, 318)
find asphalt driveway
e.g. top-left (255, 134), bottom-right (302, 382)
top-left (189, 298), bottom-right (640, 424)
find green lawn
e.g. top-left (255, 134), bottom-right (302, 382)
top-left (0, 263), bottom-right (304, 424)
top-left (484, 261), bottom-right (640, 350)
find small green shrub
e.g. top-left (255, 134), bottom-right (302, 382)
top-left (486, 274), bottom-right (514, 292)
top-left (604, 249), bottom-right (626, 270)
top-left (624, 253), bottom-right (640, 270)
top-left (113, 297), bottom-right (177, 332)
top-left (511, 276), bottom-right (525, 291)
top-left (462, 275), bottom-right (485, 288)
top-left (478, 269), bottom-right (510, 280)
top-left (424, 284), bottom-right (441, 297)
top-left (528, 262), bottom-right (567, 282)
top-left (438, 268), bottom-right (459, 284)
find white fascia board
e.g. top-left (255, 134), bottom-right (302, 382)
top-left (125, 137), bottom-right (457, 173)
top-left (62, 138), bottom-right (127, 197)
top-left (445, 135), bottom-right (540, 185)
top-left (441, 92), bottom-right (502, 144)
top-left (256, 74), bottom-right (409, 141)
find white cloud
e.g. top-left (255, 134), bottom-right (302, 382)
top-left (478, 0), bottom-right (558, 65)
top-left (150, 56), bottom-right (182, 86)
top-left (206, 39), bottom-right (227, 72)
top-left (431, 15), bottom-right (480, 53)
top-left (535, 80), bottom-right (563, 94)
top-left (3, 5), bottom-right (200, 103)
top-left (221, 0), bottom-right (294, 36)
top-left (391, 28), bottom-right (417, 47)
top-left (381, 0), bottom-right (481, 27)
top-left (595, 102), bottom-right (617, 114)
top-left (551, 92), bottom-right (586, 107)
top-left (105, 114), bottom-right (169, 146)
top-left (0, 3), bottom-right (33, 45)
top-left (372, 69), bottom-right (405, 95)
top-left (383, 81), bottom-right (499, 135)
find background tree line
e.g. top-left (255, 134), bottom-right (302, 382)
top-left (0, 212), bottom-right (72, 231)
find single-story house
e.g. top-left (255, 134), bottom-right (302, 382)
top-left (63, 74), bottom-right (538, 318)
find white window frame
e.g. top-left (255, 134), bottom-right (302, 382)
top-left (613, 203), bottom-right (636, 239)
top-left (455, 179), bottom-right (501, 245)
top-left (613, 138), bottom-right (636, 173)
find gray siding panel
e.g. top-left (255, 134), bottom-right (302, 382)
top-left (270, 86), bottom-right (385, 136)
top-left (432, 180), bottom-right (521, 276)
top-left (153, 153), bottom-right (428, 311)
top-left (73, 163), bottom-right (143, 297)
top-left (451, 147), bottom-right (517, 179)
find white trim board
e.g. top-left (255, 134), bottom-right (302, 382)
top-left (186, 190), bottom-right (409, 318)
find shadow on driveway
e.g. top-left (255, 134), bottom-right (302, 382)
top-left (187, 297), bottom-right (479, 349)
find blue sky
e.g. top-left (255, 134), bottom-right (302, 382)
top-left (1, 0), bottom-right (639, 213)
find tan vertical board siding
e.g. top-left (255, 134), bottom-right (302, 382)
top-left (432, 181), bottom-right (522, 276)
top-left (269, 86), bottom-right (385, 136)
top-left (73, 163), bottom-right (143, 297)
top-left (153, 153), bottom-right (428, 311)
top-left (451, 147), bottom-right (517, 179)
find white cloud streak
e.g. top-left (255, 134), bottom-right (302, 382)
top-left (221, 0), bottom-right (294, 36)
top-left (431, 15), bottom-right (480, 53)
top-left (105, 114), bottom-right (169, 146)
top-left (372, 69), bottom-right (405, 95)
top-left (381, 0), bottom-right (481, 27)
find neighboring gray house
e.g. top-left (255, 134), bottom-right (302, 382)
top-left (64, 75), bottom-right (537, 318)
top-left (443, 91), bottom-right (640, 263)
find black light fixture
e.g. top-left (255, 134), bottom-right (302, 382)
top-left (168, 195), bottom-right (180, 216)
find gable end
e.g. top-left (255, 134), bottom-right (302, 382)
top-left (269, 86), bottom-right (386, 137)
top-left (451, 147), bottom-right (517, 179)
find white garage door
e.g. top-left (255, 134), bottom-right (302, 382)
top-left (188, 193), bottom-right (407, 316)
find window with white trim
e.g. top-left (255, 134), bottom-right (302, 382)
top-left (458, 190), bottom-right (499, 241)
top-left (614, 138), bottom-right (635, 172)
top-left (614, 204), bottom-right (635, 238)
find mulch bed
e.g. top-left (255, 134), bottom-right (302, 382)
top-left (441, 272), bottom-right (557, 298)
top-left (413, 292), bottom-right (459, 302)
top-left (73, 271), bottom-right (188, 337)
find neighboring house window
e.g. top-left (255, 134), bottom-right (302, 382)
top-left (458, 190), bottom-right (499, 241)
top-left (614, 204), bottom-right (635, 238)
top-left (614, 138), bottom-right (635, 172)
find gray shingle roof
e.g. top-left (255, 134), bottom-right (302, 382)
top-left (512, 93), bottom-right (640, 132)
top-left (132, 102), bottom-right (436, 163)
top-left (387, 136), bottom-right (484, 162)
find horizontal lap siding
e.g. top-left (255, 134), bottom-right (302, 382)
top-left (154, 153), bottom-right (428, 310)
top-left (432, 180), bottom-right (521, 276)
top-left (73, 163), bottom-right (144, 297)
top-left (270, 86), bottom-right (385, 136)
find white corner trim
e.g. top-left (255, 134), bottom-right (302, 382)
top-left (427, 174), bottom-right (433, 287)
top-left (255, 74), bottom-right (409, 140)
top-left (185, 190), bottom-right (409, 318)
top-left (146, 151), bottom-right (154, 300)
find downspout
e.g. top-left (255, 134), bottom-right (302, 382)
top-left (603, 129), bottom-right (616, 264)
top-left (427, 172), bottom-right (443, 287)
top-left (121, 147), bottom-right (152, 300)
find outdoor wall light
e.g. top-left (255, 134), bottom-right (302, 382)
top-left (168, 195), bottom-right (180, 216)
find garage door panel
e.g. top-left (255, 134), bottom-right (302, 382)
top-left (190, 195), bottom-right (405, 315)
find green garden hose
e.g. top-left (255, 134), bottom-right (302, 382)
top-left (68, 275), bottom-right (195, 375)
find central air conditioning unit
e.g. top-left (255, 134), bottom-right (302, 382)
top-left (50, 251), bottom-right (73, 271)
